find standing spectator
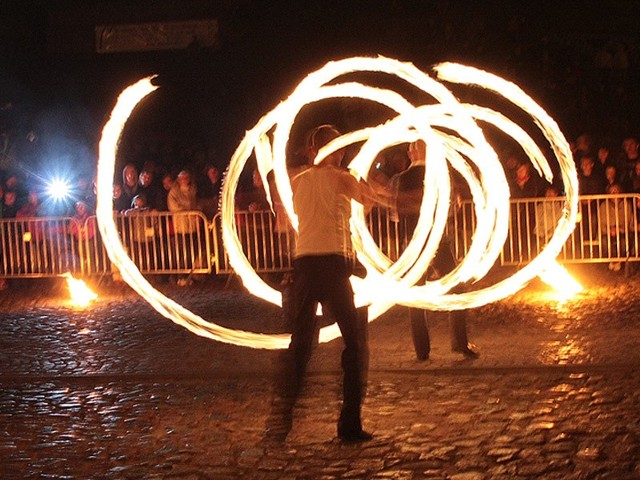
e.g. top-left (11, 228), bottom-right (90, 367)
top-left (509, 161), bottom-right (543, 259)
top-left (2, 189), bottom-right (20, 218)
top-left (168, 170), bottom-right (198, 216)
top-left (604, 164), bottom-right (619, 192)
top-left (510, 161), bottom-right (543, 198)
top-left (629, 161), bottom-right (640, 194)
top-left (598, 183), bottom-right (635, 271)
top-left (70, 200), bottom-right (97, 270)
top-left (533, 185), bottom-right (564, 244)
top-left (578, 155), bottom-right (606, 195)
top-left (157, 172), bottom-right (174, 212)
top-left (124, 194), bottom-right (157, 270)
top-left (112, 183), bottom-right (130, 213)
top-left (574, 133), bottom-right (594, 163)
top-left (16, 188), bottom-right (40, 218)
top-left (167, 170), bottom-right (199, 286)
top-left (75, 174), bottom-right (96, 211)
top-left (4, 171), bottom-right (27, 205)
top-left (197, 163), bottom-right (222, 219)
top-left (618, 136), bottom-right (640, 190)
top-left (594, 143), bottom-right (615, 180)
top-left (578, 155), bottom-right (605, 244)
top-left (70, 201), bottom-right (96, 241)
top-left (138, 169), bottom-right (163, 211)
top-left (16, 188), bottom-right (45, 274)
top-left (236, 168), bottom-right (270, 212)
top-left (121, 163), bottom-right (139, 209)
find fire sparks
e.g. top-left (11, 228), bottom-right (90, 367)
top-left (96, 57), bottom-right (579, 349)
top-left (63, 272), bottom-right (98, 307)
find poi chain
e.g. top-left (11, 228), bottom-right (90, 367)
top-left (96, 56), bottom-right (578, 349)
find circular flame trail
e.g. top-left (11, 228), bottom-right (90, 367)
top-left (96, 57), bottom-right (579, 349)
top-left (95, 78), bottom-right (289, 349)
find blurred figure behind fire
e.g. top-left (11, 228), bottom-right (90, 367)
top-left (390, 139), bottom-right (479, 361)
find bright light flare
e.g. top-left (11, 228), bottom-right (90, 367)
top-left (63, 272), bottom-right (98, 307)
top-left (47, 178), bottom-right (71, 201)
top-left (538, 262), bottom-right (584, 301)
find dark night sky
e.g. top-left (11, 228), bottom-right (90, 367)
top-left (2, 0), bottom-right (640, 175)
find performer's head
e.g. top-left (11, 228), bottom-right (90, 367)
top-left (305, 124), bottom-right (344, 166)
top-left (407, 139), bottom-right (426, 165)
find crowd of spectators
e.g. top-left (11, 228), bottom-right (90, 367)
top-left (0, 124), bottom-right (640, 292)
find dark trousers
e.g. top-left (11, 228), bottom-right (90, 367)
top-left (272, 254), bottom-right (368, 437)
top-left (410, 308), bottom-right (470, 358)
top-left (409, 238), bottom-right (470, 359)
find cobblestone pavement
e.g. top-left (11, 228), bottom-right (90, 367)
top-left (0, 264), bottom-right (639, 479)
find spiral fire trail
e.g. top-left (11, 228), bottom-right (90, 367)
top-left (96, 57), bottom-right (579, 349)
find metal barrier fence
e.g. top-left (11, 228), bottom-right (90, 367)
top-left (496, 193), bottom-right (640, 266)
top-left (216, 193), bottom-right (640, 274)
top-left (0, 210), bottom-right (212, 278)
top-left (1, 194), bottom-right (638, 279)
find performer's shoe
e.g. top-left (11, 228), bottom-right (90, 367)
top-left (338, 429), bottom-right (373, 443)
top-left (416, 353), bottom-right (429, 361)
top-left (453, 343), bottom-right (480, 359)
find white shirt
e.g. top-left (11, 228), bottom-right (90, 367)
top-left (292, 165), bottom-right (364, 258)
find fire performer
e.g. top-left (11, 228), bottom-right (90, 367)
top-left (391, 139), bottom-right (479, 361)
top-left (267, 124), bottom-right (378, 443)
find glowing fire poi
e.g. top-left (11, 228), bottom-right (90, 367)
top-left (63, 272), bottom-right (98, 307)
top-left (96, 56), bottom-right (579, 349)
